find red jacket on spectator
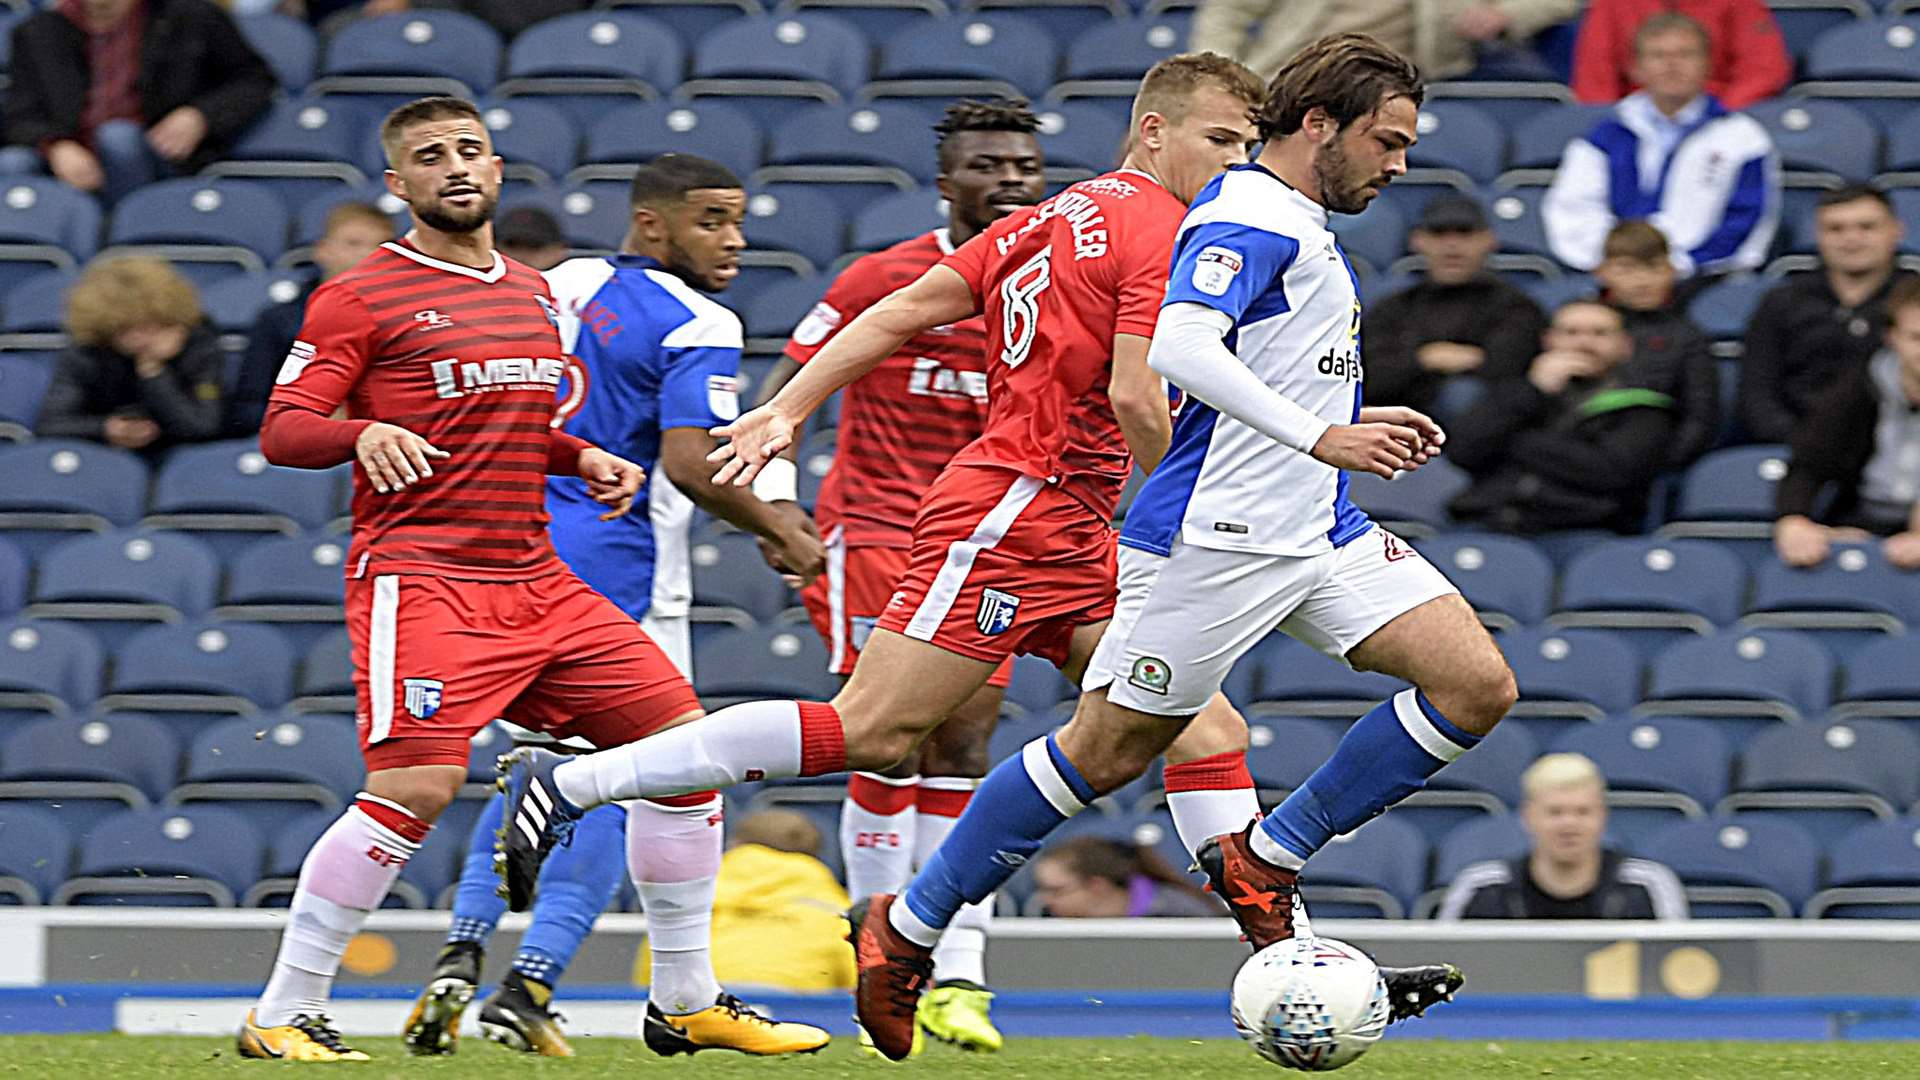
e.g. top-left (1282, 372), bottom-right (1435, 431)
top-left (1571, 0), bottom-right (1790, 110)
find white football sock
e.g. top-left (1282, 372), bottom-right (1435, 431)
top-left (555, 700), bottom-right (845, 809)
top-left (916, 778), bottom-right (990, 986)
top-left (626, 795), bottom-right (725, 1015)
top-left (840, 772), bottom-right (918, 900)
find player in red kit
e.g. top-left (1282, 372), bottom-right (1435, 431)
top-left (237, 97), bottom-right (734, 1061)
top-left (492, 56), bottom-right (1281, 1056)
top-left (761, 98), bottom-right (1046, 1054)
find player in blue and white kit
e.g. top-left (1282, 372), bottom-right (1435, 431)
top-left (401, 155), bottom-right (829, 1059)
top-left (857, 35), bottom-right (1509, 1033)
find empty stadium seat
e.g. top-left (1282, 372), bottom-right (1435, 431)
top-left (1499, 626), bottom-right (1644, 719)
top-left (103, 622), bottom-right (296, 728)
top-left (211, 99), bottom-right (371, 212)
top-left (1641, 628), bottom-right (1835, 727)
top-left (0, 618), bottom-right (104, 720)
top-left (1003, 654), bottom-right (1072, 720)
top-left (1412, 532), bottom-right (1552, 629)
top-left (0, 268), bottom-right (78, 342)
top-left (1805, 16), bottom-right (1920, 80)
top-left (1034, 102), bottom-right (1126, 177)
top-left (869, 13), bottom-right (1058, 100)
top-left (691, 531), bottom-right (793, 623)
top-left (1636, 815), bottom-right (1820, 917)
top-left (1328, 196), bottom-right (1410, 277)
top-left (0, 352), bottom-right (54, 440)
top-left (1687, 276), bottom-right (1774, 341)
top-left (1721, 720), bottom-right (1918, 844)
top-left (611, 0), bottom-right (764, 46)
top-left (761, 103), bottom-right (930, 205)
top-left (199, 271), bottom-right (311, 334)
top-left (683, 14), bottom-right (872, 106)
top-left (1659, 445), bottom-right (1789, 548)
top-left (169, 715), bottom-right (360, 834)
top-left (1807, 818), bottom-right (1920, 918)
top-left (397, 798), bottom-right (478, 908)
top-left (1428, 721), bottom-right (1537, 807)
top-left (693, 624), bottom-right (838, 702)
top-left (318, 11), bottom-right (503, 99)
top-left (1552, 538), bottom-right (1749, 653)
top-left (1771, 2), bottom-right (1870, 67)
top-left (1342, 459), bottom-right (1470, 538)
top-left (108, 178), bottom-right (289, 279)
top-left (475, 98), bottom-right (581, 185)
top-left (0, 439), bottom-right (149, 558)
top-left (28, 531), bottom-right (221, 649)
top-left (848, 186), bottom-right (947, 253)
top-left (1744, 545), bottom-right (1919, 650)
top-left (0, 539), bottom-right (21, 618)
top-left (145, 440), bottom-right (342, 557)
top-left (1056, 13), bottom-right (1187, 87)
top-left (1554, 716), bottom-right (1731, 846)
top-left (1298, 814), bottom-right (1428, 919)
top-left (0, 177), bottom-right (103, 262)
top-left (0, 713), bottom-right (180, 808)
top-left (0, 805), bottom-right (74, 905)
top-left (1503, 103), bottom-right (1609, 174)
top-left (497, 11), bottom-right (687, 115)
top-left (741, 274), bottom-right (827, 344)
top-left (1836, 634), bottom-right (1920, 719)
top-left (1241, 716), bottom-right (1340, 794)
top-left (237, 12), bottom-right (319, 90)
top-left (1247, 634), bottom-right (1406, 715)
top-left (1423, 812), bottom-right (1529, 894)
top-left (1487, 184), bottom-right (1554, 258)
top-left (56, 805), bottom-right (264, 907)
top-left (216, 534), bottom-right (348, 651)
top-left (1408, 101), bottom-right (1506, 185)
top-left (1746, 98), bottom-right (1880, 180)
top-left (745, 184), bottom-right (847, 269)
top-left (244, 809), bottom-right (333, 907)
top-left (292, 627), bottom-right (354, 714)
top-left (576, 101), bottom-right (764, 188)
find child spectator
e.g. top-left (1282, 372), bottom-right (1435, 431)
top-left (1030, 836), bottom-right (1218, 918)
top-left (1593, 221), bottom-right (1719, 468)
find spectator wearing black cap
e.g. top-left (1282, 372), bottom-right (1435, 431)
top-left (496, 205), bottom-right (570, 271)
top-left (1361, 195), bottom-right (1548, 420)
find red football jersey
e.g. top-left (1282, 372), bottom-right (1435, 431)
top-left (270, 240), bottom-right (570, 580)
top-left (785, 230), bottom-right (991, 548)
top-left (939, 170), bottom-right (1184, 522)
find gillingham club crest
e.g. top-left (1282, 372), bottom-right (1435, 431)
top-left (402, 678), bottom-right (444, 719)
top-left (976, 588), bottom-right (1021, 636)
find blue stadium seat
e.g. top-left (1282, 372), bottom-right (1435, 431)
top-left (1660, 444), bottom-right (1789, 541)
top-left (1836, 634), bottom-right (1920, 719)
top-left (781, 0), bottom-right (948, 41)
top-left (0, 176), bottom-right (104, 262)
top-left (849, 186), bottom-right (946, 252)
top-left (0, 352), bottom-right (56, 441)
top-left (286, 185), bottom-right (408, 257)
top-left (169, 714), bottom-right (360, 835)
top-left (212, 99), bottom-right (371, 212)
top-left (1241, 716), bottom-right (1340, 793)
top-left (741, 274), bottom-right (826, 343)
top-left (1328, 196), bottom-right (1410, 276)
top-left (1721, 719), bottom-right (1918, 844)
top-left (1880, 105), bottom-right (1920, 174)
top-left (1807, 818), bottom-right (1920, 918)
top-left (1687, 276), bottom-right (1774, 341)
top-left (1248, 634), bottom-right (1406, 715)
top-left (29, 531), bottom-right (221, 649)
top-left (1408, 101), bottom-right (1506, 185)
top-left (1342, 458), bottom-right (1470, 538)
top-left (870, 14), bottom-right (1058, 100)
top-left (216, 533), bottom-right (349, 653)
top-left (0, 618), bottom-right (104, 721)
top-left (318, 11), bottom-right (503, 98)
top-left (145, 440), bottom-right (341, 556)
top-left (576, 101), bottom-right (765, 189)
top-left (764, 103), bottom-right (933, 195)
top-left (796, 426), bottom-right (837, 508)
top-left (57, 805), bottom-right (264, 906)
top-left (1503, 103), bottom-right (1609, 173)
top-left (1299, 814), bottom-right (1428, 919)
top-left (237, 13), bottom-right (319, 90)
top-left (1805, 16), bottom-right (1920, 79)
top-left (0, 713), bottom-right (180, 806)
top-left (1636, 815), bottom-right (1820, 917)
top-left (1003, 654), bottom-right (1071, 720)
top-left (1034, 102), bottom-right (1126, 177)
top-left (0, 440), bottom-right (149, 559)
top-left (0, 269), bottom-right (78, 339)
top-left (684, 14), bottom-right (872, 101)
top-left (1499, 626), bottom-right (1643, 719)
top-left (292, 627), bottom-right (355, 714)
top-left (398, 798), bottom-right (478, 908)
top-left (245, 809), bottom-right (333, 907)
top-left (1744, 545), bottom-right (1916, 658)
top-left (1554, 716), bottom-right (1730, 846)
top-left (1746, 98), bottom-right (1880, 180)
top-left (972, 0), bottom-right (1129, 58)
top-left (107, 179), bottom-right (290, 280)
top-left (200, 271), bottom-right (311, 334)
top-left (693, 624), bottom-right (839, 702)
top-left (534, 182), bottom-right (633, 250)
top-left (0, 805), bottom-right (74, 905)
top-left (498, 11), bottom-right (686, 116)
top-left (475, 98), bottom-right (581, 186)
top-left (104, 622), bottom-right (296, 725)
top-left (1641, 628), bottom-right (1835, 727)
top-left (1552, 538), bottom-right (1748, 653)
top-left (745, 185), bottom-right (847, 269)
top-left (1412, 532), bottom-right (1552, 629)
top-left (1424, 813), bottom-right (1529, 893)
top-left (610, 0), bottom-right (764, 48)
top-left (690, 531), bottom-right (793, 623)
top-left (1056, 14), bottom-right (1187, 85)
top-left (1486, 184), bottom-right (1554, 258)
top-left (1428, 721), bottom-right (1537, 807)
top-left (1521, 273), bottom-right (1598, 312)
top-left (0, 537), bottom-right (21, 615)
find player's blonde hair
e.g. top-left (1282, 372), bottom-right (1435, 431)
top-left (1131, 52), bottom-right (1265, 132)
top-left (65, 256), bottom-right (202, 347)
top-left (1521, 753), bottom-right (1607, 801)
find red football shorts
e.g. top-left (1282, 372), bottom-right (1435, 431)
top-left (874, 465), bottom-right (1117, 669)
top-left (345, 570), bottom-right (702, 771)
top-left (801, 533), bottom-right (1014, 687)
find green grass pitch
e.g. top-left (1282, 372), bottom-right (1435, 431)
top-left (4, 1036), bottom-right (1918, 1078)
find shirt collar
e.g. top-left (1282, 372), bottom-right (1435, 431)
top-left (1240, 162), bottom-right (1331, 229)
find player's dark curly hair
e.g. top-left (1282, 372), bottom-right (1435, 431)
top-left (934, 98), bottom-right (1041, 171)
top-left (1257, 33), bottom-right (1424, 142)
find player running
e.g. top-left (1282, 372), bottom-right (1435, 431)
top-left (399, 153), bottom-right (829, 1059)
top-left (752, 98), bottom-right (1047, 1055)
top-left (850, 34), bottom-right (1512, 1049)
top-left (235, 99), bottom-right (813, 1062)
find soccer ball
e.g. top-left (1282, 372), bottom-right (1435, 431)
top-left (1229, 937), bottom-right (1390, 1071)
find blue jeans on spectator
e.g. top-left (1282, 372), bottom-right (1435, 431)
top-left (0, 120), bottom-right (162, 207)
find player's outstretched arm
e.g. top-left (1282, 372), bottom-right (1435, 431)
top-left (660, 426), bottom-right (826, 584)
top-left (1111, 333), bottom-right (1173, 474)
top-left (710, 264), bottom-right (979, 486)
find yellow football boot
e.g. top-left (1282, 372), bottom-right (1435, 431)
top-left (477, 971), bottom-right (574, 1057)
top-left (643, 993), bottom-right (831, 1056)
top-left (917, 980), bottom-right (1003, 1052)
top-left (857, 1021), bottom-right (923, 1059)
top-left (236, 1010), bottom-right (371, 1061)
top-left (401, 941), bottom-right (480, 1055)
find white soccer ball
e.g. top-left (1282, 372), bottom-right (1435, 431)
top-left (1230, 936), bottom-right (1390, 1071)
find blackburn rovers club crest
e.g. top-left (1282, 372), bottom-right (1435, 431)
top-left (403, 678), bottom-right (443, 719)
top-left (976, 588), bottom-right (1021, 636)
top-left (1128, 656), bottom-right (1172, 695)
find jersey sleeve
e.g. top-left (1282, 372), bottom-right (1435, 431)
top-left (542, 257), bottom-right (617, 355)
top-left (784, 257), bottom-right (881, 364)
top-left (267, 280), bottom-right (374, 413)
top-left (1160, 221), bottom-right (1301, 325)
top-left (938, 224), bottom-right (1001, 307)
top-left (1112, 201), bottom-right (1179, 338)
top-left (658, 305), bottom-right (747, 431)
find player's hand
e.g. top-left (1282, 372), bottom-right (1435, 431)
top-left (1357, 406), bottom-right (1445, 467)
top-left (1310, 422), bottom-right (1419, 479)
top-left (355, 421), bottom-right (449, 494)
top-left (708, 405), bottom-right (798, 487)
top-left (1773, 515), bottom-right (1830, 568)
top-left (758, 503), bottom-right (827, 587)
top-left (579, 447), bottom-right (645, 520)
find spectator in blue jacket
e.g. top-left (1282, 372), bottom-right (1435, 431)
top-left (1542, 12), bottom-right (1778, 280)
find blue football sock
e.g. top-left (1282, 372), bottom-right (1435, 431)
top-left (447, 793), bottom-right (509, 944)
top-left (1259, 688), bottom-right (1480, 867)
top-left (897, 735), bottom-right (1096, 942)
top-left (510, 802), bottom-right (627, 986)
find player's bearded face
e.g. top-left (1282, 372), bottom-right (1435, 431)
top-left (941, 131), bottom-right (1045, 235)
top-left (661, 188), bottom-right (748, 293)
top-left (389, 119), bottom-right (502, 236)
top-left (1314, 99), bottom-right (1415, 215)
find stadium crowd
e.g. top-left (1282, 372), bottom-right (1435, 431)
top-left (1, 0), bottom-right (1919, 941)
